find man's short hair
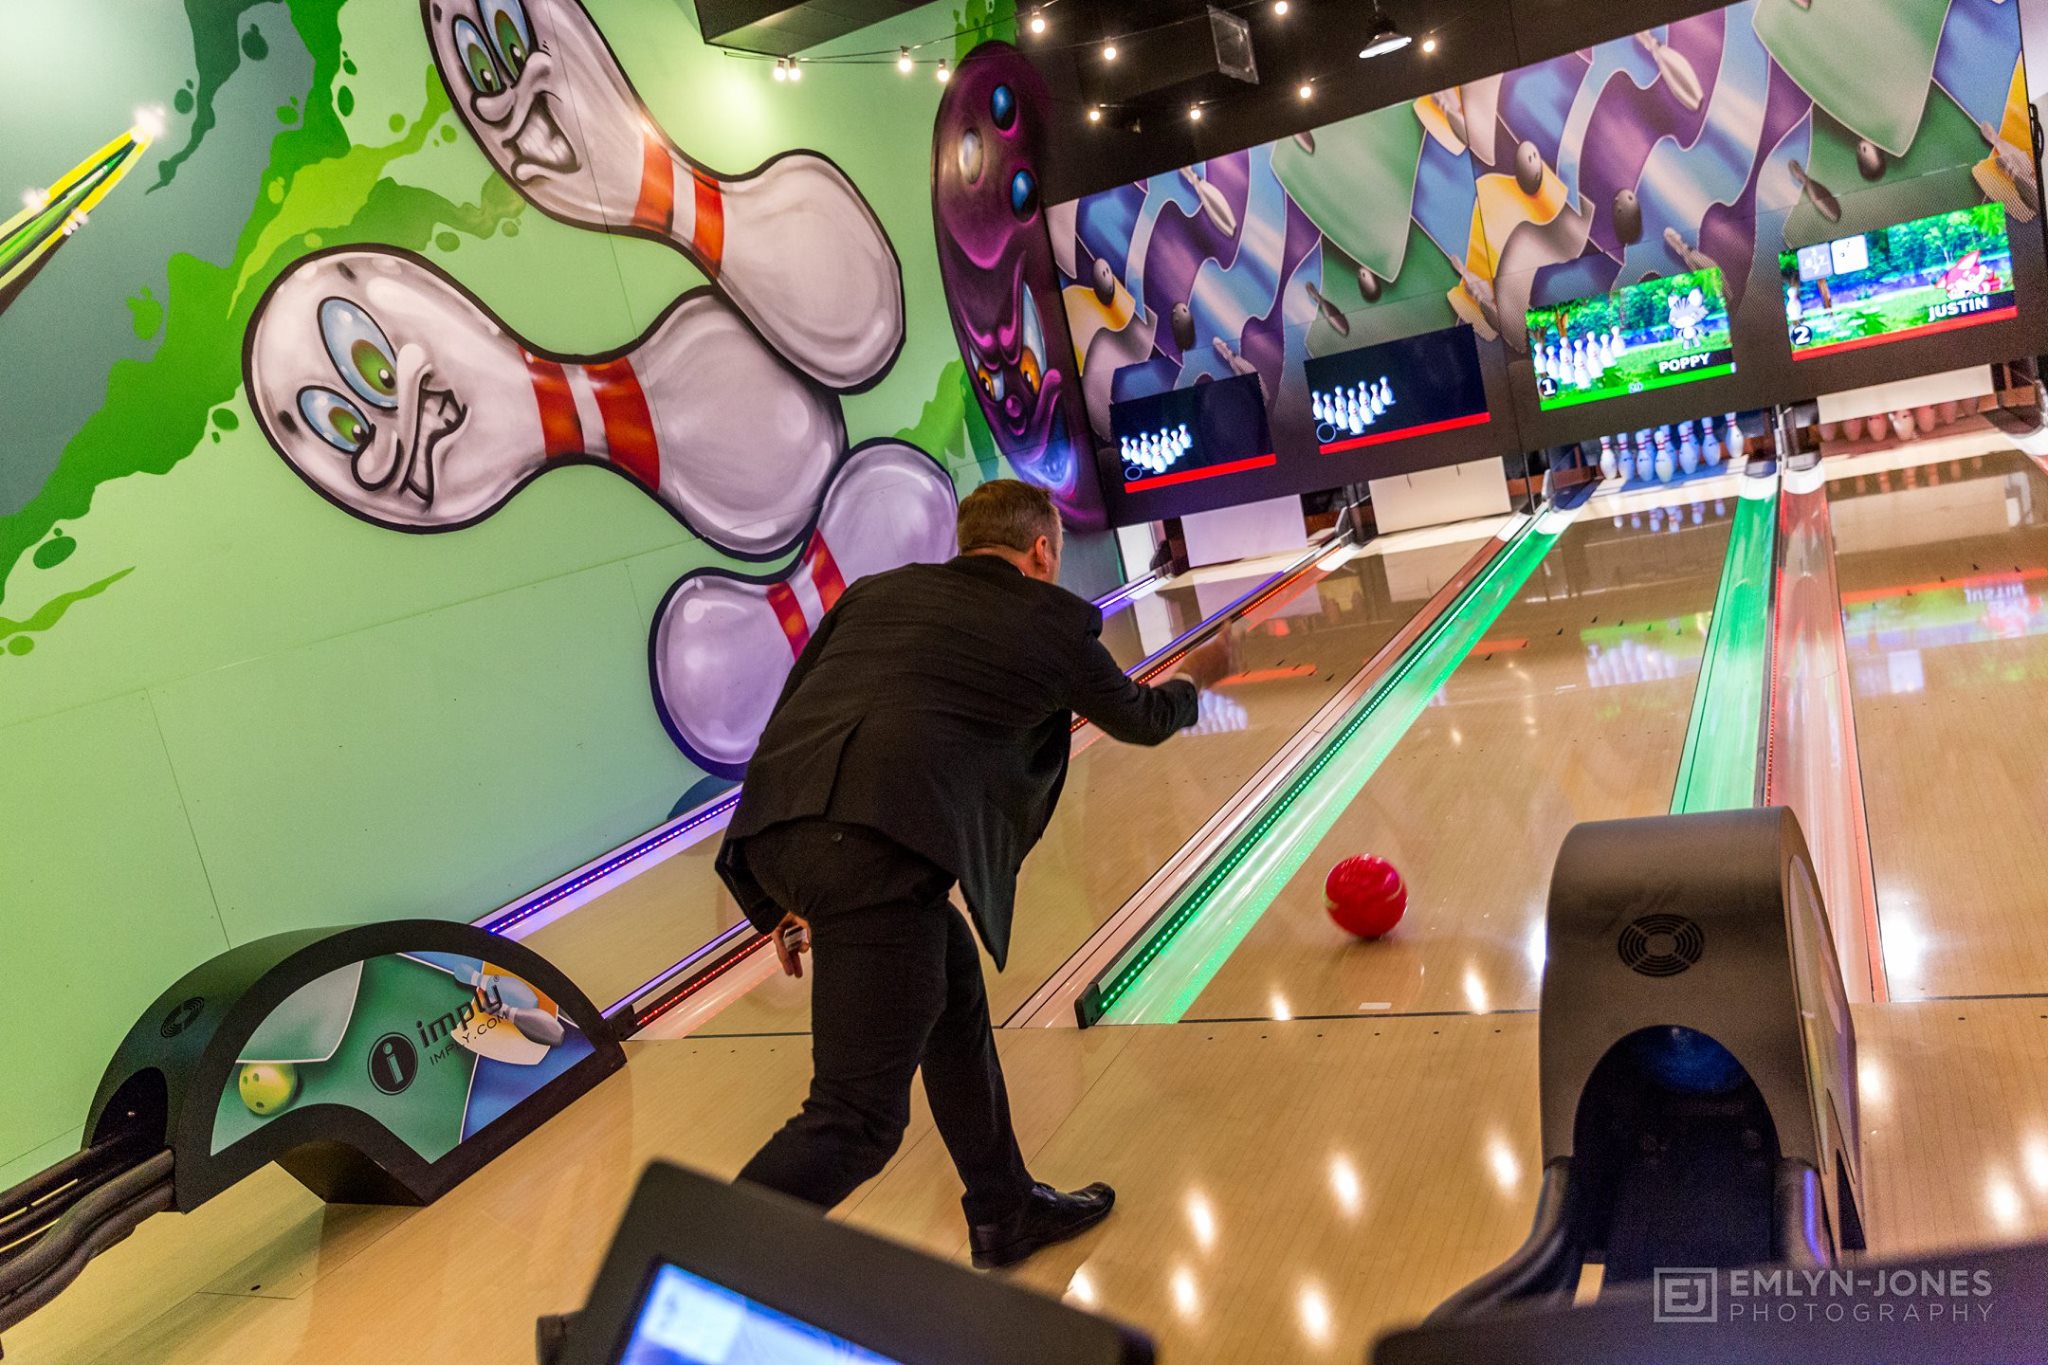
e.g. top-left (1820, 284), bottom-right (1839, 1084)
top-left (956, 479), bottom-right (1060, 555)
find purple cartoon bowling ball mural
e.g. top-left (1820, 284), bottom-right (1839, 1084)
top-left (933, 42), bottom-right (1105, 530)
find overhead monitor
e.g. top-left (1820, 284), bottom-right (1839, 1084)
top-left (1526, 266), bottom-right (1735, 411)
top-left (1781, 203), bottom-right (2017, 359)
top-left (1303, 323), bottom-right (1492, 457)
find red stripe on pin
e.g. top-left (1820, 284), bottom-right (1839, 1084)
top-left (766, 582), bottom-right (808, 657)
top-left (523, 352), bottom-right (582, 459)
top-left (691, 167), bottom-right (724, 278)
top-left (586, 358), bottom-right (660, 490)
top-left (631, 133), bottom-right (675, 236)
top-left (808, 535), bottom-right (848, 610)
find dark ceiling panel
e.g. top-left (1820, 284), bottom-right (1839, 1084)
top-left (693, 0), bottom-right (928, 56)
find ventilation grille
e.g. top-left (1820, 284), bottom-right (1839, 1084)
top-left (1617, 914), bottom-right (1705, 977)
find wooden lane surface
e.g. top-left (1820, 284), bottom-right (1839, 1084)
top-left (1180, 497), bottom-right (1735, 1023)
top-left (1829, 448), bottom-right (2048, 999)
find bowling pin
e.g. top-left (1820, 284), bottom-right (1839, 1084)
top-left (1306, 282), bottom-right (1351, 336)
top-left (1179, 165), bottom-right (1239, 236)
top-left (1294, 130), bottom-right (1316, 154)
top-left (1635, 29), bottom-right (1703, 111)
top-left (1598, 435), bottom-right (1618, 480)
top-left (651, 441), bottom-right (959, 777)
top-left (1702, 420), bottom-right (1723, 467)
top-left (1723, 412), bottom-right (1744, 465)
top-left (1978, 120), bottom-right (2041, 218)
top-left (426, 0), bottom-right (901, 389)
top-left (1212, 336), bottom-right (1260, 382)
top-left (1614, 432), bottom-right (1635, 482)
top-left (1786, 160), bottom-right (1842, 224)
top-left (1379, 377), bottom-right (1394, 407)
top-left (1677, 420), bottom-right (1699, 475)
top-left (1662, 225), bottom-right (1715, 274)
top-left (1368, 387), bottom-right (1385, 418)
top-left (247, 247), bottom-right (844, 557)
top-left (1653, 428), bottom-right (1676, 482)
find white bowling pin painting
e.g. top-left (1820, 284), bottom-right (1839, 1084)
top-left (422, 0), bottom-right (904, 391)
top-left (245, 248), bottom-right (846, 559)
top-left (650, 441), bottom-right (959, 777)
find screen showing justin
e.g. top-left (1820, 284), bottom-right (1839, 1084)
top-left (1108, 372), bottom-right (1274, 493)
top-left (1525, 266), bottom-right (1735, 411)
top-left (1780, 203), bottom-right (2016, 359)
top-left (1303, 324), bottom-right (1491, 454)
top-left (619, 1261), bottom-right (904, 1365)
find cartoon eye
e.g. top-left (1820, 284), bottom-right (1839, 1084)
top-left (975, 362), bottom-right (1004, 403)
top-left (1019, 348), bottom-right (1042, 394)
top-left (958, 129), bottom-right (984, 184)
top-left (1020, 288), bottom-right (1046, 394)
top-left (453, 17), bottom-right (503, 95)
top-left (990, 84), bottom-right (1016, 130)
top-left (483, 0), bottom-right (533, 79)
top-left (1009, 168), bottom-right (1038, 218)
top-left (319, 297), bottom-right (401, 409)
top-left (299, 387), bottom-right (374, 455)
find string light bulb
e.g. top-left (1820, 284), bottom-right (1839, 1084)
top-left (772, 57), bottom-right (788, 81)
top-left (1189, 104), bottom-right (1203, 121)
top-left (935, 58), bottom-right (950, 83)
top-left (1274, 0), bottom-right (1289, 13)
top-left (1028, 8), bottom-right (1047, 34)
top-left (787, 57), bottom-right (802, 81)
top-left (897, 46), bottom-right (913, 72)
top-left (1422, 34), bottom-right (1438, 52)
top-left (1087, 105), bottom-right (1103, 123)
top-left (1103, 42), bottom-right (1118, 61)
top-left (1298, 81), bottom-right (1314, 100)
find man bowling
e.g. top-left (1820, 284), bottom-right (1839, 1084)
top-left (721, 479), bottom-right (1231, 1268)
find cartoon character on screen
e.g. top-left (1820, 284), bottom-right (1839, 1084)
top-left (1940, 249), bottom-right (1998, 300)
top-left (931, 42), bottom-right (1104, 528)
top-left (1667, 287), bottom-right (1709, 344)
top-left (421, 0), bottom-right (903, 390)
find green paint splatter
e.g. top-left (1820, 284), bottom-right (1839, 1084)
top-left (0, 568), bottom-right (133, 650)
top-left (1, 5), bottom-right (525, 612)
top-left (32, 533), bottom-right (75, 570)
top-left (127, 286), bottom-right (162, 340)
top-left (337, 86), bottom-right (354, 117)
top-left (241, 22), bottom-right (269, 61)
top-left (389, 113), bottom-right (406, 133)
top-left (342, 52), bottom-right (357, 76)
top-left (152, 0), bottom-right (287, 190)
top-left (277, 102), bottom-right (299, 125)
top-left (440, 124), bottom-right (456, 143)
top-left (895, 358), bottom-right (994, 475)
top-left (436, 231), bottom-right (458, 251)
top-left (7, 637), bottom-right (31, 656)
top-left (174, 85), bottom-right (195, 115)
top-left (212, 406), bottom-right (239, 431)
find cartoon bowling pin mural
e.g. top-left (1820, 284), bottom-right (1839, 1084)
top-left (650, 441), bottom-right (959, 776)
top-left (423, 0), bottom-right (903, 390)
top-left (245, 248), bottom-right (844, 558)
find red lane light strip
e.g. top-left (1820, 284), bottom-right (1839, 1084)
top-left (1791, 304), bottom-right (2018, 360)
top-left (1219, 663), bottom-right (1318, 685)
top-left (630, 933), bottom-right (773, 1030)
top-left (1318, 410), bottom-right (1491, 454)
top-left (1124, 453), bottom-right (1277, 492)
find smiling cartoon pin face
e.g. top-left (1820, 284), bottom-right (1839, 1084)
top-left (932, 43), bottom-right (1103, 529)
top-left (423, 0), bottom-right (643, 234)
top-left (246, 249), bottom-right (543, 530)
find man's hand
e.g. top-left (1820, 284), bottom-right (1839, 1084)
top-left (771, 913), bottom-right (812, 978)
top-left (1180, 628), bottom-right (1240, 690)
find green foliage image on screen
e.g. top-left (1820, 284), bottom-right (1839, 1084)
top-left (1526, 266), bottom-right (1736, 411)
top-left (1781, 203), bottom-right (2017, 358)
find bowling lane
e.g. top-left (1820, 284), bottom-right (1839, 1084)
top-left (513, 574), bottom-right (1246, 1016)
top-left (1180, 489), bottom-right (1736, 1022)
top-left (697, 525), bottom-right (1505, 1035)
top-left (1827, 447), bottom-right (2048, 999)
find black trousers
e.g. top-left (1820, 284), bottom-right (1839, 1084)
top-left (735, 820), bottom-right (1034, 1226)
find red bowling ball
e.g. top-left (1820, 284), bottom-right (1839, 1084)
top-left (1325, 855), bottom-right (1406, 938)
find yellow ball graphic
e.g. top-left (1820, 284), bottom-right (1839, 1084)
top-left (238, 1062), bottom-right (300, 1117)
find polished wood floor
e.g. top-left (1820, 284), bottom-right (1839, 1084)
top-left (16, 1002), bottom-right (2048, 1364)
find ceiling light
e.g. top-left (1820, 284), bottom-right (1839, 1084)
top-left (1189, 104), bottom-right (1203, 121)
top-left (772, 57), bottom-right (788, 81)
top-left (1360, 16), bottom-right (1412, 58)
top-left (1422, 34), bottom-right (1438, 53)
top-left (1087, 105), bottom-right (1103, 123)
top-left (1029, 8), bottom-right (1047, 34)
top-left (787, 57), bottom-right (803, 81)
top-left (1298, 81), bottom-right (1313, 100)
top-left (897, 46), bottom-right (913, 72)
top-left (935, 59), bottom-right (950, 83)
top-left (1274, 0), bottom-right (1290, 13)
top-left (1103, 42), bottom-right (1118, 61)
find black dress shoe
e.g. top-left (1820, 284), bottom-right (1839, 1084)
top-left (970, 1182), bottom-right (1117, 1270)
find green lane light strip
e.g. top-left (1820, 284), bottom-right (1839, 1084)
top-left (1091, 505), bottom-right (1578, 1026)
top-left (1668, 471), bottom-right (1780, 814)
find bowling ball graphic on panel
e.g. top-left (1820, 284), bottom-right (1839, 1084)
top-left (650, 440), bottom-right (959, 777)
top-left (932, 41), bottom-right (1105, 529)
top-left (1325, 855), bottom-right (1406, 938)
top-left (237, 1062), bottom-right (300, 1117)
top-left (421, 0), bottom-right (903, 389)
top-left (245, 248), bottom-right (842, 558)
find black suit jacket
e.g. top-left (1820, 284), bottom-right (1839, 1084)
top-left (716, 554), bottom-right (1198, 967)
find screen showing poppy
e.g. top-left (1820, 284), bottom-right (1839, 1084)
top-left (1525, 266), bottom-right (1735, 411)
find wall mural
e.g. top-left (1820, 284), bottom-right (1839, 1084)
top-left (932, 41), bottom-right (1105, 529)
top-left (1049, 0), bottom-right (2034, 463)
top-left (240, 0), bottom-right (957, 777)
